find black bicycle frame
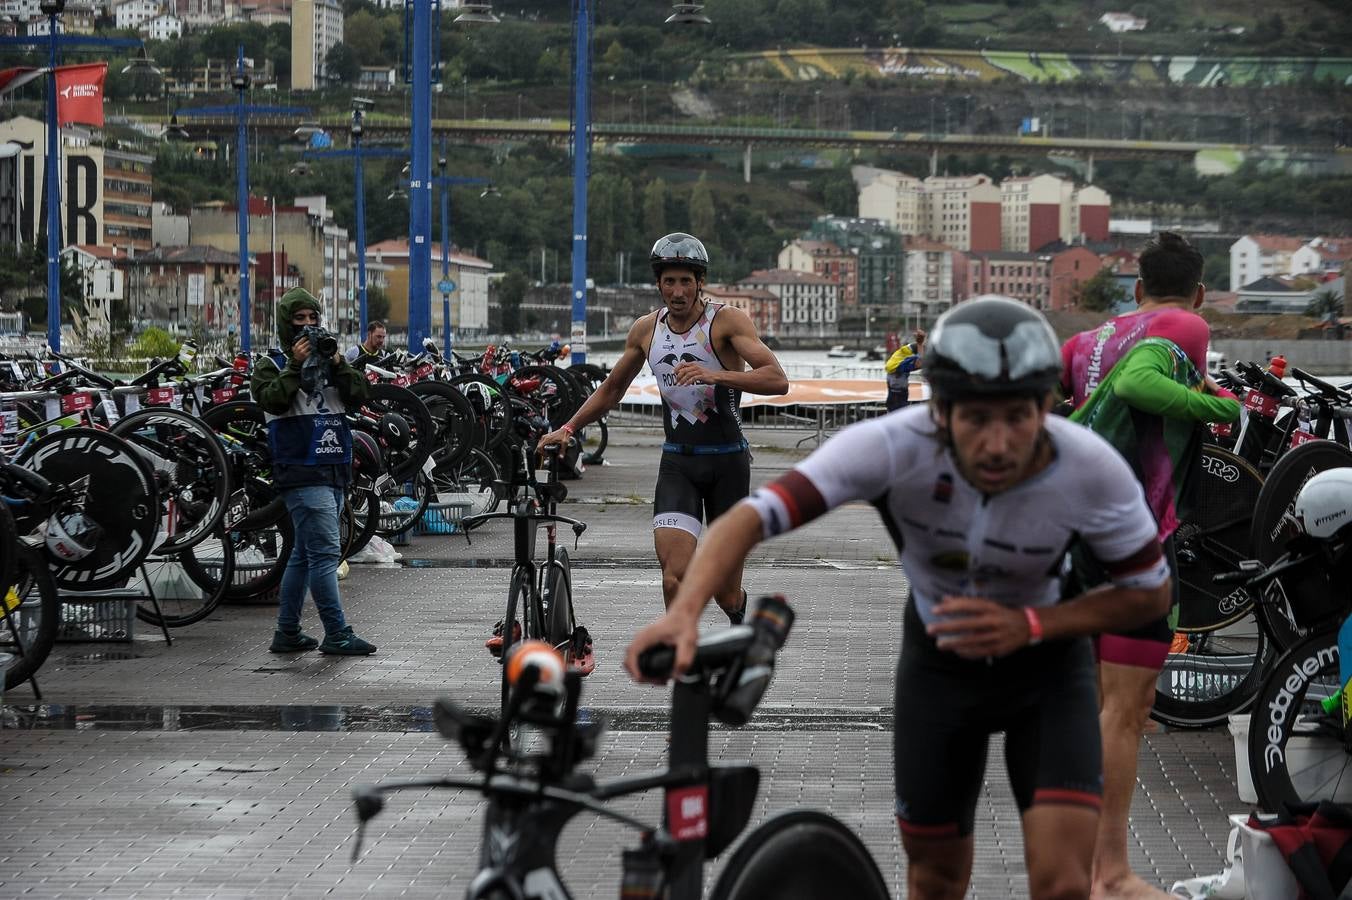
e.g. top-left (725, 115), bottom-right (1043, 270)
top-left (353, 631), bottom-right (764, 900)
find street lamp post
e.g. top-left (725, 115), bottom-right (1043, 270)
top-left (0, 0), bottom-right (148, 350)
top-left (431, 153), bottom-right (489, 356)
top-left (177, 46), bottom-right (305, 351)
top-left (302, 100), bottom-right (406, 336)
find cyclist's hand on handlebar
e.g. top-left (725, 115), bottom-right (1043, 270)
top-left (927, 595), bottom-right (1031, 659)
top-left (535, 428), bottom-right (571, 461)
top-left (624, 610), bottom-right (700, 684)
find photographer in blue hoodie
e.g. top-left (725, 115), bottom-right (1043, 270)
top-left (251, 288), bottom-right (375, 655)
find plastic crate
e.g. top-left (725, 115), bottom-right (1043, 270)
top-left (415, 502), bottom-right (469, 536)
top-left (57, 596), bottom-right (134, 643)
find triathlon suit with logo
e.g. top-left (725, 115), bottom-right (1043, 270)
top-left (1061, 308), bottom-right (1220, 667)
top-left (742, 407), bottom-right (1169, 837)
top-left (648, 301), bottom-right (750, 537)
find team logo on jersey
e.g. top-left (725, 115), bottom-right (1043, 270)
top-left (658, 353), bottom-right (680, 367)
top-left (931, 549), bottom-right (968, 571)
top-left (316, 429), bottom-right (343, 453)
top-left (932, 474), bottom-right (954, 503)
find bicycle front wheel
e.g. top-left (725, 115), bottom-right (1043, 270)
top-left (1247, 630), bottom-right (1348, 813)
top-left (1, 548), bottom-right (60, 691)
top-left (710, 810), bottom-right (891, 900)
top-left (134, 532), bottom-right (234, 628)
top-left (111, 407), bottom-right (231, 553)
top-left (544, 548), bottom-right (574, 651)
top-left (1152, 615), bottom-right (1270, 729)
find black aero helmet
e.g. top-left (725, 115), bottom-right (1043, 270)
top-left (650, 232), bottom-right (709, 279)
top-left (924, 295), bottom-right (1062, 401)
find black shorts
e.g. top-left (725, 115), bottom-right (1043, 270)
top-left (1069, 534), bottom-right (1179, 670)
top-left (652, 450), bottom-right (751, 538)
top-left (894, 600), bottom-right (1103, 839)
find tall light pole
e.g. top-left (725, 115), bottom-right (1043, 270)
top-left (563, 1), bottom-right (708, 364)
top-left (302, 100), bottom-right (406, 336)
top-left (177, 46), bottom-right (305, 351)
top-left (0, 0), bottom-right (148, 350)
top-left (431, 151), bottom-right (489, 356)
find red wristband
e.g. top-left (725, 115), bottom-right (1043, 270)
top-left (1023, 607), bottom-right (1043, 646)
top-left (560, 422), bottom-right (575, 436)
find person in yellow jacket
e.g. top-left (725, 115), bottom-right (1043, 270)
top-left (884, 329), bottom-right (925, 412)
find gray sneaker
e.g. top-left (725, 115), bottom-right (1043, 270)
top-left (319, 626), bottom-right (377, 656)
top-left (270, 628), bottom-right (319, 653)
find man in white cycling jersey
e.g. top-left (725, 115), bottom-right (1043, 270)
top-left (625, 296), bottom-right (1172, 900)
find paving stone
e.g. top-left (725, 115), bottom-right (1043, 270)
top-left (0, 428), bottom-right (1247, 896)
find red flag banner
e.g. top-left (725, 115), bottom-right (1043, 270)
top-left (0, 66), bottom-right (44, 97)
top-left (54, 63), bottom-right (106, 128)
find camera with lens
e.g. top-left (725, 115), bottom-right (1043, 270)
top-left (301, 325), bottom-right (338, 359)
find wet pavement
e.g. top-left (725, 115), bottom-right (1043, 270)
top-left (0, 427), bottom-right (1243, 897)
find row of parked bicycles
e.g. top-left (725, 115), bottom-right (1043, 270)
top-left (1157, 358), bottom-right (1352, 810)
top-left (0, 337), bottom-right (611, 696)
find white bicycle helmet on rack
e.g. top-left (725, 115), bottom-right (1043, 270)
top-left (1293, 467), bottom-right (1352, 539)
top-left (44, 508), bottom-right (103, 562)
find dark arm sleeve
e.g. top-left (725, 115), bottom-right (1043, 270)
top-left (250, 356), bottom-right (300, 415)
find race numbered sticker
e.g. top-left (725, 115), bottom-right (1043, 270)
top-left (146, 386), bottom-right (180, 408)
top-left (59, 392), bottom-right (96, 415)
top-left (212, 387), bottom-right (237, 404)
top-left (1290, 429), bottom-right (1320, 448)
top-left (665, 785), bottom-right (709, 841)
top-left (1243, 389), bottom-right (1279, 419)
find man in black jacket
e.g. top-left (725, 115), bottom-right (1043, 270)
top-left (251, 288), bottom-right (375, 655)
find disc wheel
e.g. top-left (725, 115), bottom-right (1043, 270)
top-left (1173, 445), bottom-right (1264, 633)
top-left (15, 427), bottom-right (159, 591)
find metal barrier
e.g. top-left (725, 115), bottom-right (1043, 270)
top-left (610, 400), bottom-right (891, 447)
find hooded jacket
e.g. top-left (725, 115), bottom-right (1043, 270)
top-left (251, 288), bottom-right (369, 489)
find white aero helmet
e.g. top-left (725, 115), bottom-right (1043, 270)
top-left (1293, 468), bottom-right (1352, 539)
top-left (45, 509), bottom-right (103, 562)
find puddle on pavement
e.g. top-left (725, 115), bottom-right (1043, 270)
top-left (0, 703), bottom-right (895, 733)
top-left (63, 651), bottom-right (144, 664)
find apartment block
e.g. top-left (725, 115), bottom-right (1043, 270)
top-left (362, 238), bottom-right (493, 338)
top-left (703, 284), bottom-right (780, 337)
top-left (102, 147), bottom-right (154, 256)
top-left (737, 269), bottom-right (839, 337)
top-left (966, 252), bottom-right (1051, 309)
top-left (859, 166), bottom-right (1108, 254)
top-left (291, 0), bottom-right (344, 91)
top-left (1229, 234), bottom-right (1307, 291)
top-left (857, 169), bottom-right (1001, 253)
top-left (900, 237), bottom-right (960, 319)
top-left (802, 216), bottom-right (902, 311)
top-left (777, 239), bottom-right (859, 310)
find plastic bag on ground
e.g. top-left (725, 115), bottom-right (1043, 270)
top-left (347, 534), bottom-right (401, 565)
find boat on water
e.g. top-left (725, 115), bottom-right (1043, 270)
top-left (861, 345), bottom-right (887, 362)
top-left (826, 345), bottom-right (856, 358)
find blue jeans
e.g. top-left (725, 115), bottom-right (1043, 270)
top-left (277, 485), bottom-right (348, 636)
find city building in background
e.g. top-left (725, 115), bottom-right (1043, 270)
top-left (290, 0), bottom-right (344, 91)
top-left (364, 238), bottom-right (494, 340)
top-left (703, 284), bottom-right (780, 337)
top-left (737, 268), bottom-right (839, 337)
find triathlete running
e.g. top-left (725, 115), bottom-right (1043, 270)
top-left (625, 296), bottom-right (1172, 900)
top-left (537, 232), bottom-right (788, 621)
